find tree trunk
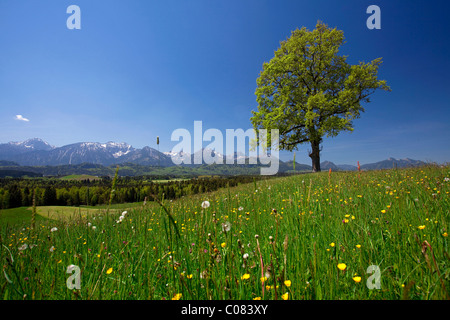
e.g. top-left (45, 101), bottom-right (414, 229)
top-left (309, 139), bottom-right (321, 172)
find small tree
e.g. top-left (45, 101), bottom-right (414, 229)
top-left (251, 21), bottom-right (390, 172)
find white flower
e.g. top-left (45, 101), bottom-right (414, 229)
top-left (49, 246), bottom-right (55, 252)
top-left (221, 221), bottom-right (231, 232)
top-left (122, 211), bottom-right (127, 216)
top-left (444, 177), bottom-right (449, 182)
top-left (92, 226), bottom-right (97, 231)
top-left (119, 215), bottom-right (125, 221)
top-left (18, 244), bottom-right (28, 251)
top-left (87, 222), bottom-right (92, 227)
top-left (238, 206), bottom-right (244, 211)
top-left (243, 253), bottom-right (249, 259)
top-left (51, 227), bottom-right (58, 232)
top-left (201, 201), bottom-right (210, 209)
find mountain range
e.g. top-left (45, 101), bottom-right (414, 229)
top-left (0, 138), bottom-right (429, 176)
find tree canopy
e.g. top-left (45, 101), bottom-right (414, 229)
top-left (251, 21), bottom-right (390, 172)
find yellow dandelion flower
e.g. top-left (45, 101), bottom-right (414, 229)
top-left (106, 268), bottom-right (113, 274)
top-left (241, 273), bottom-right (250, 280)
top-left (221, 242), bottom-right (226, 248)
top-left (172, 293), bottom-right (182, 300)
top-left (381, 210), bottom-right (386, 214)
top-left (187, 274), bottom-right (193, 279)
top-left (443, 232), bottom-right (448, 237)
top-left (356, 244), bottom-right (361, 249)
top-left (337, 263), bottom-right (347, 271)
top-left (281, 292), bottom-right (289, 300)
top-left (418, 225), bottom-right (425, 230)
top-left (260, 277), bottom-right (268, 283)
top-left (284, 280), bottom-right (291, 287)
top-left (253, 297), bottom-right (261, 300)
top-left (330, 242), bottom-right (335, 247)
top-left (353, 276), bottom-right (362, 283)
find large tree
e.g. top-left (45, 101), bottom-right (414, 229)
top-left (251, 21), bottom-right (390, 172)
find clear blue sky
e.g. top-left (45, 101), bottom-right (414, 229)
top-left (0, 0), bottom-right (449, 165)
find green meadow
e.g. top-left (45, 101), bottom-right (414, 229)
top-left (0, 165), bottom-right (448, 300)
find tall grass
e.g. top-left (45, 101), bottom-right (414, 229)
top-left (0, 165), bottom-right (449, 300)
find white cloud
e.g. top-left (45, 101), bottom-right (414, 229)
top-left (15, 115), bottom-right (30, 122)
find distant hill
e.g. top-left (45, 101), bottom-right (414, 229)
top-left (0, 160), bottom-right (20, 166)
top-left (361, 158), bottom-right (426, 170)
top-left (320, 161), bottom-right (339, 171)
top-left (282, 161), bottom-right (312, 172)
top-left (0, 169), bottom-right (42, 178)
top-left (336, 164), bottom-right (358, 171)
top-left (320, 161), bottom-right (357, 171)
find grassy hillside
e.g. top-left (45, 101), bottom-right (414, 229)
top-left (1, 165), bottom-right (448, 300)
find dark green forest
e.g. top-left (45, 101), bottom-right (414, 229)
top-left (0, 175), bottom-right (269, 209)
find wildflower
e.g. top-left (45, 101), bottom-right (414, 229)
top-left (243, 253), bottom-right (249, 259)
top-left (381, 210), bottom-right (386, 214)
top-left (221, 242), bottom-right (226, 248)
top-left (92, 226), bottom-right (97, 231)
top-left (51, 227), bottom-right (58, 232)
top-left (342, 219), bottom-right (349, 224)
top-left (201, 201), bottom-right (210, 209)
top-left (443, 232), bottom-right (448, 237)
top-left (330, 242), bottom-right (335, 247)
top-left (106, 268), bottom-right (113, 274)
top-left (18, 244), bottom-right (28, 251)
top-left (337, 263), bottom-right (347, 271)
top-left (87, 222), bottom-right (92, 227)
top-left (356, 244), bottom-right (361, 249)
top-left (172, 293), bottom-right (182, 300)
top-left (49, 246), bottom-right (55, 252)
top-left (221, 221), bottom-right (231, 232)
top-left (253, 297), bottom-right (261, 300)
top-left (418, 225), bottom-right (426, 230)
top-left (241, 274), bottom-right (250, 280)
top-left (281, 292), bottom-right (289, 300)
top-left (353, 276), bottom-right (362, 283)
top-left (284, 280), bottom-right (291, 287)
top-left (238, 206), bottom-right (244, 211)
top-left (187, 274), bottom-right (193, 279)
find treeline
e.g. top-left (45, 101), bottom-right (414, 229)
top-left (0, 175), bottom-right (267, 209)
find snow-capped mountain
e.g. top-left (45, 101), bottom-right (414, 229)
top-left (0, 138), bottom-right (55, 160)
top-left (0, 139), bottom-right (429, 170)
top-left (0, 139), bottom-right (171, 166)
top-left (0, 138), bottom-right (54, 154)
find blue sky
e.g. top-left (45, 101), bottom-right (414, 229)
top-left (0, 0), bottom-right (449, 165)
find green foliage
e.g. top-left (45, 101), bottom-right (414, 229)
top-left (251, 21), bottom-right (390, 171)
